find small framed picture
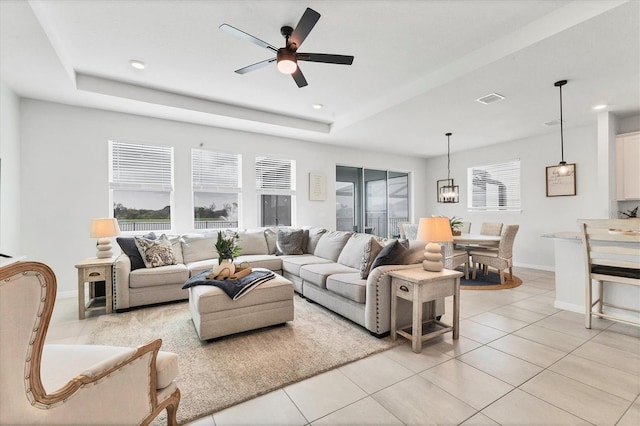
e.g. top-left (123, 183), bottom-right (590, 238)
top-left (546, 163), bottom-right (576, 197)
top-left (437, 179), bottom-right (453, 203)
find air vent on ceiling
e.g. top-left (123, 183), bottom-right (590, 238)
top-left (476, 93), bottom-right (505, 105)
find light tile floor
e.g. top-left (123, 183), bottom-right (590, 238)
top-left (47, 267), bottom-right (640, 425)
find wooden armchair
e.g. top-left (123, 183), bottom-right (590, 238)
top-left (0, 261), bottom-right (181, 425)
top-left (578, 219), bottom-right (640, 329)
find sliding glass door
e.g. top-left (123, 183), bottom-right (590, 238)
top-left (336, 166), bottom-right (409, 238)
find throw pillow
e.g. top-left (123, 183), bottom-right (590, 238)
top-left (369, 239), bottom-right (408, 271)
top-left (116, 232), bottom-right (157, 271)
top-left (360, 237), bottom-right (384, 279)
top-left (134, 234), bottom-right (176, 268)
top-left (275, 229), bottom-right (305, 255)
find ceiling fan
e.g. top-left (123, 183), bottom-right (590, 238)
top-left (220, 7), bottom-right (354, 88)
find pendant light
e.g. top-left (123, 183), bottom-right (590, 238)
top-left (440, 132), bottom-right (459, 203)
top-left (555, 80), bottom-right (570, 176)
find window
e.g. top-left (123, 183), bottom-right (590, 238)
top-left (192, 149), bottom-right (241, 230)
top-left (256, 156), bottom-right (295, 226)
top-left (109, 140), bottom-right (174, 232)
top-left (467, 159), bottom-right (521, 212)
top-left (335, 166), bottom-right (409, 238)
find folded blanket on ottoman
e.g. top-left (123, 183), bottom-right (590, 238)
top-left (182, 268), bottom-right (276, 300)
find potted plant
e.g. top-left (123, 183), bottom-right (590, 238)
top-left (212, 231), bottom-right (242, 278)
top-left (449, 216), bottom-right (464, 236)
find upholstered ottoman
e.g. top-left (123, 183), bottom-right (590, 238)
top-left (188, 272), bottom-right (294, 341)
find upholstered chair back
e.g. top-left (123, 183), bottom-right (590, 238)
top-left (498, 225), bottom-right (519, 259)
top-left (0, 262), bottom-right (55, 422)
top-left (480, 222), bottom-right (503, 236)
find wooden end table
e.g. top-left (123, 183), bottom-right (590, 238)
top-left (75, 257), bottom-right (116, 320)
top-left (389, 268), bottom-right (463, 353)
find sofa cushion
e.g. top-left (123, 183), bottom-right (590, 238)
top-left (181, 234), bottom-right (218, 264)
top-left (403, 240), bottom-right (427, 265)
top-left (303, 226), bottom-right (327, 254)
top-left (281, 254), bottom-right (332, 275)
top-left (129, 264), bottom-right (189, 288)
top-left (235, 254), bottom-right (283, 271)
top-left (337, 233), bottom-right (375, 269)
top-left (360, 237), bottom-right (384, 279)
top-left (264, 227), bottom-right (278, 254)
top-left (134, 234), bottom-right (177, 268)
top-left (168, 235), bottom-right (184, 265)
top-left (314, 231), bottom-right (353, 261)
top-left (276, 229), bottom-right (305, 255)
top-left (369, 239), bottom-right (409, 271)
top-left (186, 259), bottom-right (219, 276)
top-left (116, 232), bottom-right (157, 271)
top-left (299, 263), bottom-right (359, 289)
top-left (326, 273), bottom-right (367, 303)
top-left (235, 229), bottom-right (269, 255)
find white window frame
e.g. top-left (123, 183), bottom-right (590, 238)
top-left (255, 156), bottom-right (296, 226)
top-left (467, 159), bottom-right (521, 212)
top-left (191, 148), bottom-right (242, 230)
top-left (109, 140), bottom-right (174, 232)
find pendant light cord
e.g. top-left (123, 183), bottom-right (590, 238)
top-left (559, 83), bottom-right (564, 163)
top-left (446, 132), bottom-right (452, 180)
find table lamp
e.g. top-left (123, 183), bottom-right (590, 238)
top-left (416, 217), bottom-right (453, 272)
top-left (90, 218), bottom-right (121, 258)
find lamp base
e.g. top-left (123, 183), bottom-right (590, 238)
top-left (423, 242), bottom-right (444, 272)
top-left (96, 237), bottom-right (113, 259)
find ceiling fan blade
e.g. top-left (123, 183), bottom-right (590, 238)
top-left (292, 67), bottom-right (308, 88)
top-left (235, 58), bottom-right (276, 74)
top-left (290, 8), bottom-right (320, 49)
top-left (297, 53), bottom-right (354, 65)
top-left (219, 24), bottom-right (278, 52)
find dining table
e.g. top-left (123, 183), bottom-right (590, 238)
top-left (453, 233), bottom-right (501, 247)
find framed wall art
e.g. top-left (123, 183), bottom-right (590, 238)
top-left (546, 163), bottom-right (576, 197)
top-left (309, 172), bottom-right (326, 201)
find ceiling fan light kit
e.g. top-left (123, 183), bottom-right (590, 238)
top-left (220, 8), bottom-right (354, 87)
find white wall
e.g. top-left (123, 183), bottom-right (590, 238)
top-left (0, 80), bottom-right (21, 255)
top-left (423, 124), bottom-right (601, 270)
top-left (19, 99), bottom-right (430, 294)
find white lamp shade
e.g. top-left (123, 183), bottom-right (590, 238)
top-left (90, 218), bottom-right (121, 238)
top-left (417, 217), bottom-right (453, 243)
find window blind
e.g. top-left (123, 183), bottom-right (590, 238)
top-left (192, 149), bottom-right (241, 191)
top-left (467, 159), bottom-right (521, 212)
top-left (109, 141), bottom-right (173, 191)
top-left (255, 156), bottom-right (296, 193)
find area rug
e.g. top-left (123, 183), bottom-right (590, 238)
top-left (86, 295), bottom-right (399, 424)
top-left (459, 269), bottom-right (522, 290)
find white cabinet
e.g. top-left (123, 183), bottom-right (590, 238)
top-left (616, 131), bottom-right (640, 200)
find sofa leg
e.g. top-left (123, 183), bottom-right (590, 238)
top-left (369, 330), bottom-right (390, 339)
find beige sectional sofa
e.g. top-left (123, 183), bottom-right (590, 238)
top-left (114, 227), bottom-right (443, 336)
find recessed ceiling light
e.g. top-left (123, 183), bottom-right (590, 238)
top-left (130, 60), bottom-right (146, 70)
top-left (592, 104), bottom-right (607, 110)
top-left (313, 104), bottom-right (323, 110)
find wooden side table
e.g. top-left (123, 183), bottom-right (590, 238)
top-left (75, 257), bottom-right (115, 320)
top-left (389, 268), bottom-right (463, 353)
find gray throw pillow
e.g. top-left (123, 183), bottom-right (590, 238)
top-left (276, 229), bottom-right (305, 255)
top-left (360, 237), bottom-right (384, 279)
top-left (369, 239), bottom-right (408, 271)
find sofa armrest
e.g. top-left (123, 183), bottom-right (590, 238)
top-left (113, 254), bottom-right (132, 310)
top-left (364, 264), bottom-right (422, 334)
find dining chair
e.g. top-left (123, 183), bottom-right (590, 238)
top-left (578, 219), bottom-right (640, 329)
top-left (471, 225), bottom-right (519, 284)
top-left (402, 223), bottom-right (419, 240)
top-left (460, 222), bottom-right (471, 234)
top-left (443, 242), bottom-right (469, 279)
top-left (0, 261), bottom-right (181, 425)
top-left (480, 222), bottom-right (503, 236)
